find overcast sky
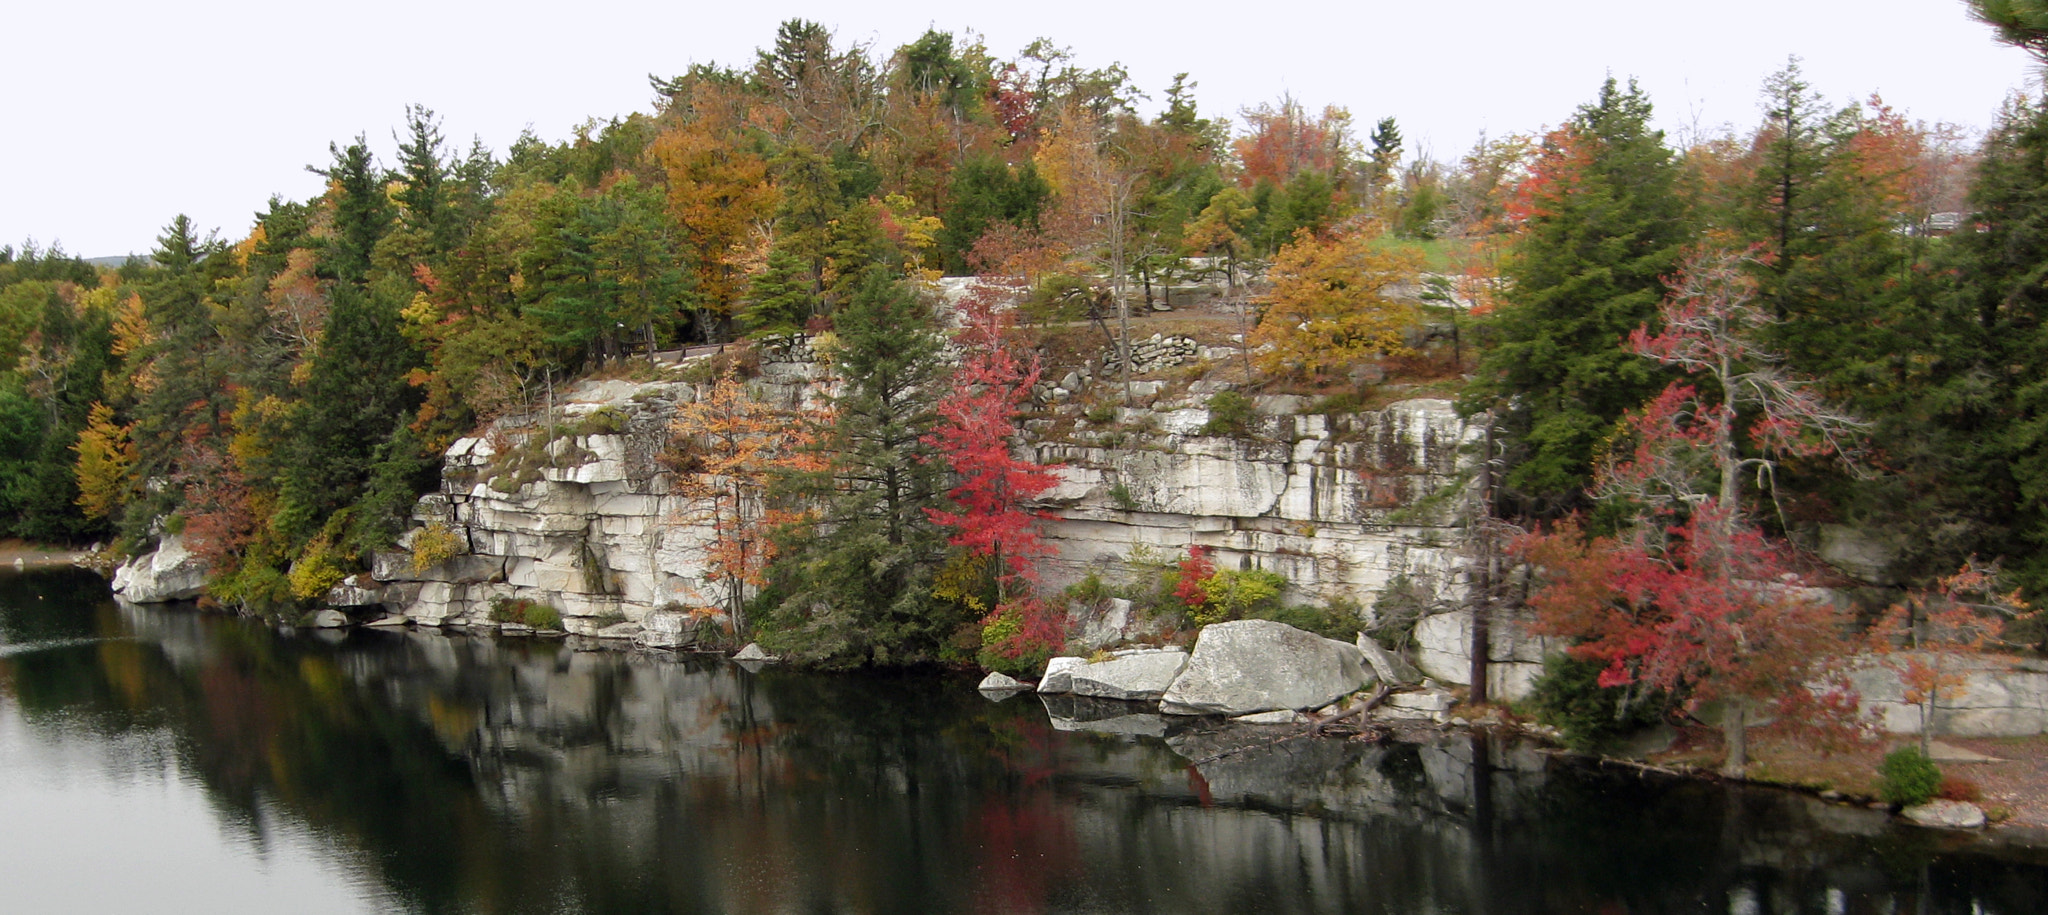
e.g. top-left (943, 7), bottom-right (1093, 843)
top-left (3, 1), bottom-right (2039, 258)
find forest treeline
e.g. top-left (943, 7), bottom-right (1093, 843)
top-left (4, 12), bottom-right (2048, 670)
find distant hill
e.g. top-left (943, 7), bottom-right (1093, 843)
top-left (84, 255), bottom-right (149, 268)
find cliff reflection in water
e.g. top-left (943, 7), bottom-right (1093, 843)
top-left (2, 568), bottom-right (2044, 914)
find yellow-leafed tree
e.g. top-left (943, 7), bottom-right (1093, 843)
top-left (72, 402), bottom-right (134, 520)
top-left (1253, 227), bottom-right (1418, 379)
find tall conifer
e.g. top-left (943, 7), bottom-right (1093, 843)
top-left (1471, 78), bottom-right (1693, 511)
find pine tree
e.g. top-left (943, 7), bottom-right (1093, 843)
top-left (1731, 60), bottom-right (1903, 388)
top-left (314, 139), bottom-right (392, 287)
top-left (1893, 95), bottom-right (2048, 591)
top-left (1471, 78), bottom-right (1694, 512)
top-left (760, 271), bottom-right (954, 666)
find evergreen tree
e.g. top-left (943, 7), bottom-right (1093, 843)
top-left (313, 138), bottom-right (392, 286)
top-left (127, 217), bottom-right (236, 540)
top-left (740, 245), bottom-right (816, 337)
top-left (1731, 60), bottom-right (1903, 387)
top-left (761, 271), bottom-right (954, 666)
top-left (1885, 95), bottom-right (2048, 590)
top-left (276, 280), bottom-right (421, 540)
top-left (394, 105), bottom-right (461, 261)
top-left (1470, 78), bottom-right (1694, 512)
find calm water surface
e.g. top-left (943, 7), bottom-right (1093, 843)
top-left (2, 567), bottom-right (2045, 914)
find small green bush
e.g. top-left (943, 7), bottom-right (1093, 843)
top-left (1307, 391), bottom-right (1365, 416)
top-left (1193, 567), bottom-right (1287, 626)
top-left (525, 603), bottom-right (563, 631)
top-left (1257, 601), bottom-right (1361, 640)
top-left (1085, 403), bottom-right (1118, 426)
top-left (1527, 655), bottom-right (1666, 752)
top-left (1202, 390), bottom-right (1256, 436)
top-left (1108, 482), bottom-right (1139, 511)
top-left (1066, 572), bottom-right (1116, 605)
top-left (572, 406), bottom-right (628, 435)
top-left (1879, 747), bottom-right (1943, 807)
top-left (488, 596), bottom-right (565, 631)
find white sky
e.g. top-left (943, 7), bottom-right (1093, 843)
top-left (3, 0), bottom-right (2038, 258)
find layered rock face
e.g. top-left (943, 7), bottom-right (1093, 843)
top-left (347, 349), bottom-right (1487, 644)
top-left (1851, 656), bottom-right (2048, 737)
top-left (370, 365), bottom-right (821, 635)
top-left (1030, 398), bottom-right (1480, 607)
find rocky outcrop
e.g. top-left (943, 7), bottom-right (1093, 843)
top-left (110, 532), bottom-right (208, 603)
top-left (1411, 609), bottom-right (1561, 702)
top-left (1850, 656), bottom-right (2048, 737)
top-left (1039, 656), bottom-right (1087, 694)
top-left (1160, 620), bottom-right (1371, 716)
top-left (638, 607), bottom-right (715, 650)
top-left (1046, 648), bottom-right (1190, 701)
top-left (1357, 632), bottom-right (1422, 686)
top-left (351, 339), bottom-right (1486, 656)
top-left (1031, 398), bottom-right (1481, 612)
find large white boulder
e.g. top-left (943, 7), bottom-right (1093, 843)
top-left (639, 608), bottom-right (711, 650)
top-left (110, 533), bottom-right (208, 603)
top-left (1038, 656), bottom-right (1087, 694)
top-left (1066, 648), bottom-right (1189, 701)
top-left (1160, 619), bottom-right (1372, 716)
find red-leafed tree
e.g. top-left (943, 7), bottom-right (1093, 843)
top-left (925, 281), bottom-right (1063, 670)
top-left (926, 281), bottom-right (1059, 594)
top-left (1233, 95), bottom-right (1354, 188)
top-left (1519, 246), bottom-right (1871, 776)
top-left (1610, 246), bottom-right (1867, 526)
top-left (1519, 508), bottom-right (1861, 776)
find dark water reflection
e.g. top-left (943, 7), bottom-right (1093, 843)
top-left (2, 568), bottom-right (2045, 914)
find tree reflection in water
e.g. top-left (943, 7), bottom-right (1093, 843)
top-left (2, 567), bottom-right (2044, 914)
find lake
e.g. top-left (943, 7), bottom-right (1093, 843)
top-left (2, 567), bottom-right (2043, 913)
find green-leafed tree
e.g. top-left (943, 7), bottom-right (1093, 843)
top-left (1730, 60), bottom-right (1904, 388)
top-left (1878, 94), bottom-right (2048, 592)
top-left (1970, 0), bottom-right (2048, 58)
top-left (937, 157), bottom-right (1050, 274)
top-left (759, 271), bottom-right (954, 666)
top-left (1470, 78), bottom-right (1694, 514)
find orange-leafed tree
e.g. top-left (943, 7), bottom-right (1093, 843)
top-left (650, 104), bottom-right (777, 340)
top-left (1252, 225), bottom-right (1417, 379)
top-left (1869, 562), bottom-right (2036, 755)
top-left (669, 361), bottom-right (816, 635)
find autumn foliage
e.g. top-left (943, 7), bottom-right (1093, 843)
top-left (669, 360), bottom-right (818, 634)
top-left (924, 282), bottom-right (1059, 591)
top-left (1252, 225), bottom-right (1417, 379)
top-left (1518, 508), bottom-right (1862, 773)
